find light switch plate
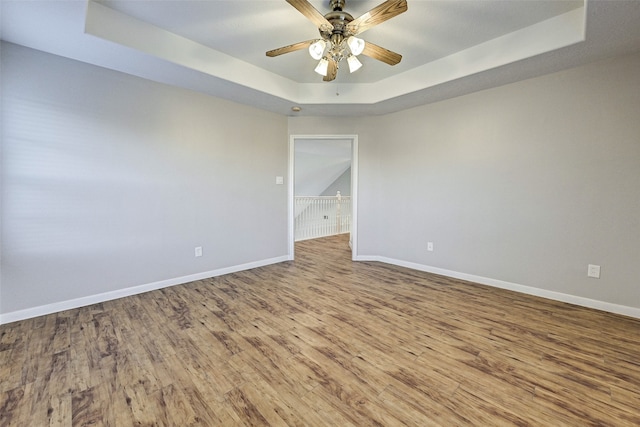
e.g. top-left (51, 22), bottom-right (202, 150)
top-left (275, 176), bottom-right (284, 185)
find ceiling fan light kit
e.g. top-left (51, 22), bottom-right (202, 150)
top-left (314, 57), bottom-right (330, 76)
top-left (311, 34), bottom-right (365, 76)
top-left (308, 39), bottom-right (326, 60)
top-left (347, 36), bottom-right (365, 56)
top-left (347, 54), bottom-right (363, 73)
top-left (266, 0), bottom-right (407, 82)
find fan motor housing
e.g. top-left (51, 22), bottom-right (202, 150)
top-left (320, 10), bottom-right (354, 40)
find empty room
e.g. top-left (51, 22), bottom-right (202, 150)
top-left (1, 1), bottom-right (639, 425)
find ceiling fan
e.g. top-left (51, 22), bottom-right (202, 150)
top-left (266, 0), bottom-right (408, 82)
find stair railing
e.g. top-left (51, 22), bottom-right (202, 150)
top-left (294, 191), bottom-right (351, 241)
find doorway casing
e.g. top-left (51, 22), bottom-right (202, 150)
top-left (288, 134), bottom-right (358, 260)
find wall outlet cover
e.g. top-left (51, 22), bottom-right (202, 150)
top-left (587, 264), bottom-right (600, 279)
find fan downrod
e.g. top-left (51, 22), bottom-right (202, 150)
top-left (330, 0), bottom-right (346, 11)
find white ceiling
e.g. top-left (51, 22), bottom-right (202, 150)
top-left (2, 1), bottom-right (640, 116)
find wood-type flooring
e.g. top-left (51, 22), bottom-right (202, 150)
top-left (1, 234), bottom-right (639, 426)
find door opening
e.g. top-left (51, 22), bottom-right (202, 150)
top-left (288, 135), bottom-right (358, 260)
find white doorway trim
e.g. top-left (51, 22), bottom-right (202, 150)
top-left (288, 134), bottom-right (358, 260)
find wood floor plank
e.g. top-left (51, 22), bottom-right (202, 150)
top-left (1, 234), bottom-right (639, 426)
top-left (228, 342), bottom-right (320, 398)
top-left (237, 368), bottom-right (329, 427)
top-left (378, 383), bottom-right (463, 426)
top-left (46, 393), bottom-right (72, 427)
top-left (155, 384), bottom-right (198, 426)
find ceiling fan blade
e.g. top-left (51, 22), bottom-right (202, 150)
top-left (266, 40), bottom-right (315, 57)
top-left (361, 41), bottom-right (402, 65)
top-left (286, 0), bottom-right (333, 33)
top-left (346, 0), bottom-right (408, 36)
top-left (323, 58), bottom-right (338, 82)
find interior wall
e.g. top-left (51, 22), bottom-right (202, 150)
top-left (3, 43), bottom-right (638, 320)
top-left (367, 52), bottom-right (640, 312)
top-left (1, 43), bottom-right (289, 318)
top-left (321, 167), bottom-right (351, 197)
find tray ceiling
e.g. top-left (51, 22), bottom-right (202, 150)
top-left (2, 1), bottom-right (640, 116)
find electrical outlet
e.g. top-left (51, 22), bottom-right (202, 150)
top-left (587, 264), bottom-right (600, 279)
top-left (427, 242), bottom-right (434, 252)
top-left (195, 246), bottom-right (203, 257)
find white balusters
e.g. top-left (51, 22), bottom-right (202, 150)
top-left (294, 192), bottom-right (351, 241)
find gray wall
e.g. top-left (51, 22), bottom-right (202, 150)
top-left (368, 52), bottom-right (640, 309)
top-left (1, 43), bottom-right (289, 317)
top-left (2, 42), bottom-right (639, 320)
top-left (290, 52), bottom-right (640, 313)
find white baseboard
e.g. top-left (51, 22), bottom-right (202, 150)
top-left (355, 255), bottom-right (640, 320)
top-left (5, 254), bottom-right (637, 324)
top-left (0, 255), bottom-right (290, 325)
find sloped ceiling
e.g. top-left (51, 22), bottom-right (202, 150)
top-left (295, 139), bottom-right (351, 196)
top-left (2, 1), bottom-right (640, 116)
